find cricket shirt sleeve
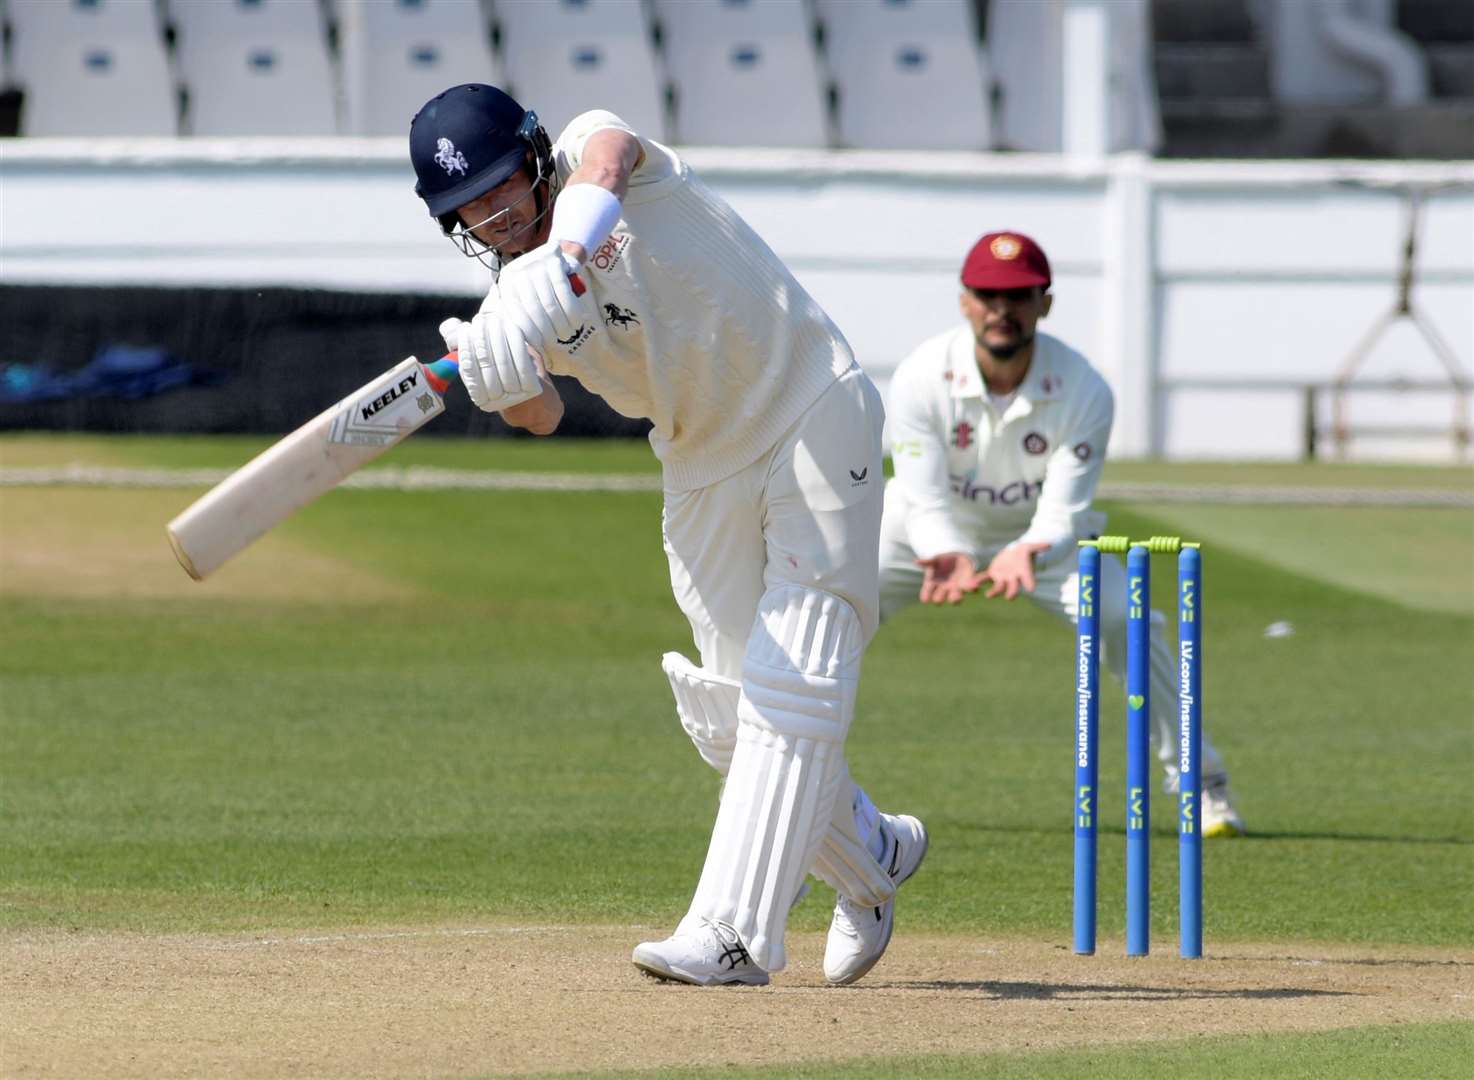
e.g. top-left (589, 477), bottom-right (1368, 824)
top-left (888, 346), bottom-right (978, 561)
top-left (553, 110), bottom-right (675, 187)
top-left (1015, 368), bottom-right (1114, 571)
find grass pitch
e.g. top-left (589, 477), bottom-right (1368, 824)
top-left (1, 436), bottom-right (1471, 1077)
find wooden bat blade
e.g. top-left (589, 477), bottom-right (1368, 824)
top-left (166, 356), bottom-right (449, 580)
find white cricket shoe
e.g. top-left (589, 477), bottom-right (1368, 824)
top-left (632, 917), bottom-right (769, 986)
top-left (823, 813), bottom-right (929, 986)
top-left (1202, 784), bottom-right (1246, 838)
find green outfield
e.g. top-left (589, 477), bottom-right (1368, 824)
top-left (2, 435), bottom-right (1471, 1078)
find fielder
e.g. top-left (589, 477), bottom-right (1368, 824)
top-left (408, 84), bottom-right (927, 986)
top-left (882, 231), bottom-right (1244, 836)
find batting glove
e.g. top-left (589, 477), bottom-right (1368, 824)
top-left (440, 315), bottom-right (543, 414)
top-left (495, 241), bottom-right (595, 349)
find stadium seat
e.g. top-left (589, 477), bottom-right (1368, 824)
top-left (337, 0), bottom-right (501, 135)
top-left (495, 0), bottom-right (667, 140)
top-left (654, 0), bottom-right (829, 147)
top-left (7, 0), bottom-right (177, 135)
top-left (814, 0), bottom-right (991, 150)
top-left (816, 0), bottom-right (977, 45)
top-left (166, 0), bottom-right (325, 51)
top-left (7, 0), bottom-right (162, 61)
top-left (167, 0), bottom-right (338, 134)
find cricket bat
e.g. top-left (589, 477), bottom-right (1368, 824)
top-left (166, 354), bottom-right (462, 580)
top-left (168, 275), bottom-right (586, 581)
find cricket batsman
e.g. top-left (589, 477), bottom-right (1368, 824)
top-left (408, 84), bottom-right (928, 986)
top-left (881, 231), bottom-right (1244, 836)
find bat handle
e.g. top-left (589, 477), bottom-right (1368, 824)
top-left (422, 352), bottom-right (459, 393)
top-left (424, 272), bottom-right (581, 392)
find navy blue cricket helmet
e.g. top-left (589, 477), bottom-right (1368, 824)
top-left (409, 84), bottom-right (559, 266)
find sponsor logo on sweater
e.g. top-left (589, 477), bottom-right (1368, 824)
top-left (591, 232), bottom-right (631, 272)
top-left (949, 474), bottom-right (1043, 505)
top-left (557, 324), bottom-right (595, 353)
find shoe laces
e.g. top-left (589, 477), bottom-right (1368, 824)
top-left (698, 918), bottom-right (755, 970)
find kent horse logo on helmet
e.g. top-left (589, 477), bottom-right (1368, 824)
top-left (433, 138), bottom-right (468, 177)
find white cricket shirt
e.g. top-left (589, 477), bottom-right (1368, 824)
top-left (888, 325), bottom-right (1114, 570)
top-left (542, 111), bottom-right (855, 491)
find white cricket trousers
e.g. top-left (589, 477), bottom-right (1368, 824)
top-left (663, 364), bottom-right (886, 676)
top-left (662, 364), bottom-right (890, 876)
top-left (878, 482), bottom-right (1229, 791)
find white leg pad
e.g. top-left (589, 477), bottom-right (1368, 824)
top-left (663, 652), bottom-right (740, 773)
top-left (688, 584), bottom-right (868, 972)
top-left (811, 775), bottom-right (896, 908)
top-left (664, 650), bottom-right (896, 909)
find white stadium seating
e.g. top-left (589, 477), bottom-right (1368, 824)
top-left (494, 0), bottom-right (667, 140)
top-left (166, 0), bottom-right (325, 53)
top-left (337, 0), bottom-right (502, 135)
top-left (818, 0), bottom-right (976, 45)
top-left (168, 0), bottom-right (338, 134)
top-left (7, 0), bottom-right (176, 135)
top-left (0, 0), bottom-right (1001, 148)
top-left (815, 0), bottom-right (991, 150)
top-left (654, 0), bottom-right (828, 147)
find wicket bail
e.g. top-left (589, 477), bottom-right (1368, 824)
top-left (1073, 535), bottom-right (1204, 959)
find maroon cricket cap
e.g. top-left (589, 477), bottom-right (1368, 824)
top-left (961, 231), bottom-right (1051, 290)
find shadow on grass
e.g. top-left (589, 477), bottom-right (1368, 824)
top-left (1212, 953), bottom-right (1474, 969)
top-left (882, 981), bottom-right (1354, 1002)
top-left (1241, 829), bottom-right (1474, 846)
top-left (946, 821), bottom-right (1473, 846)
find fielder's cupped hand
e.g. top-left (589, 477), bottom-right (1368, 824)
top-left (917, 552), bottom-right (987, 605)
top-left (494, 240), bottom-right (594, 348)
top-left (980, 541), bottom-right (1052, 600)
top-left (441, 315), bottom-right (543, 414)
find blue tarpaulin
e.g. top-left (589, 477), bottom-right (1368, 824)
top-left (0, 345), bottom-right (224, 404)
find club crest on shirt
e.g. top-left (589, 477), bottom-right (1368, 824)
top-left (990, 235), bottom-right (1023, 260)
top-left (952, 421), bottom-right (974, 449)
top-left (1023, 432), bottom-right (1048, 455)
top-left (1073, 441), bottom-right (1093, 462)
top-left (590, 232), bottom-right (631, 272)
top-left (602, 303), bottom-right (639, 329)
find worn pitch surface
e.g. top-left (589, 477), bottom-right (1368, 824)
top-left (5, 926), bottom-right (1470, 1078)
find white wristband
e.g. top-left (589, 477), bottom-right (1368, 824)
top-left (550, 182), bottom-right (623, 257)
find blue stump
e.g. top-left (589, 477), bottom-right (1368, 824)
top-left (1126, 545), bottom-right (1151, 956)
top-left (1073, 545), bottom-right (1101, 955)
top-left (1178, 546), bottom-right (1203, 958)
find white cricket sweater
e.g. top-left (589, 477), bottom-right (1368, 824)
top-left (888, 326), bottom-right (1115, 571)
top-left (542, 111), bottom-right (855, 492)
